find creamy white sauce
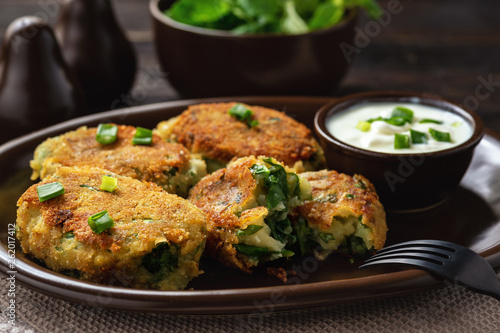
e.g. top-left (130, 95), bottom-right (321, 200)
top-left (326, 102), bottom-right (473, 154)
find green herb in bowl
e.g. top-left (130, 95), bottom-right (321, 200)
top-left (166, 0), bottom-right (381, 34)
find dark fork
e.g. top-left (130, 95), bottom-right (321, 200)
top-left (359, 239), bottom-right (500, 301)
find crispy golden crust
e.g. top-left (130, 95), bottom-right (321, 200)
top-left (16, 166), bottom-right (207, 290)
top-left (298, 170), bottom-right (387, 250)
top-left (156, 102), bottom-right (326, 171)
top-left (188, 156), bottom-right (266, 273)
top-left (30, 125), bottom-right (203, 196)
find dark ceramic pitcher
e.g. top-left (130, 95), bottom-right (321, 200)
top-left (0, 16), bottom-right (83, 143)
top-left (55, 0), bottom-right (137, 112)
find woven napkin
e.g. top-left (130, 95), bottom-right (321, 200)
top-left (1, 274), bottom-right (500, 333)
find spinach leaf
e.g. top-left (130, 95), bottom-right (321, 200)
top-left (308, 2), bottom-right (344, 31)
top-left (166, 0), bottom-right (381, 34)
top-left (142, 242), bottom-right (178, 274)
top-left (236, 224), bottom-right (264, 236)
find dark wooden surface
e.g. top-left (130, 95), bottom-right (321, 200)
top-left (1, 0), bottom-right (499, 132)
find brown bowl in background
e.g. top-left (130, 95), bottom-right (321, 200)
top-left (150, 0), bottom-right (357, 98)
top-left (314, 91), bottom-right (485, 212)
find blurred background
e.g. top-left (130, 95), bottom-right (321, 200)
top-left (0, 0), bottom-right (499, 132)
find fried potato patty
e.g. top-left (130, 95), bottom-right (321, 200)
top-left (16, 166), bottom-right (207, 290)
top-left (156, 102), bottom-right (326, 172)
top-left (297, 170), bottom-right (387, 260)
top-left (188, 156), bottom-right (311, 273)
top-left (30, 125), bottom-right (206, 197)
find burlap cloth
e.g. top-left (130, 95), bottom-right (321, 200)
top-left (1, 273), bottom-right (499, 333)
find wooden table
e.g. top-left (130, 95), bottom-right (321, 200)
top-left (1, 0), bottom-right (499, 132)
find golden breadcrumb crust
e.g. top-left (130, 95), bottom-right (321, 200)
top-left (30, 125), bottom-right (203, 196)
top-left (16, 166), bottom-right (207, 290)
top-left (188, 156), bottom-right (266, 273)
top-left (298, 170), bottom-right (387, 251)
top-left (156, 102), bottom-right (326, 171)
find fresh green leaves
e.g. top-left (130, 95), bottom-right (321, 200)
top-left (166, 0), bottom-right (381, 34)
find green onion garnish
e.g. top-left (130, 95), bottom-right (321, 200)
top-left (410, 129), bottom-right (428, 144)
top-left (96, 124), bottom-right (118, 145)
top-left (132, 127), bottom-right (153, 145)
top-left (88, 210), bottom-right (114, 234)
top-left (228, 104), bottom-right (258, 128)
top-left (394, 133), bottom-right (410, 149)
top-left (364, 107), bottom-right (413, 127)
top-left (391, 106), bottom-right (414, 123)
top-left (419, 119), bottom-right (443, 125)
top-left (429, 128), bottom-right (451, 142)
top-left (100, 176), bottom-right (117, 192)
top-left (356, 120), bottom-right (371, 132)
top-left (37, 181), bottom-right (65, 202)
top-left (236, 224), bottom-right (264, 236)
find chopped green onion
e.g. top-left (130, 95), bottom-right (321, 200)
top-left (132, 127), bottom-right (153, 145)
top-left (384, 117), bottom-right (407, 126)
top-left (234, 244), bottom-right (271, 257)
top-left (429, 128), bottom-right (451, 142)
top-left (235, 224), bottom-right (264, 236)
top-left (356, 120), bottom-right (371, 132)
top-left (228, 104), bottom-right (252, 120)
top-left (318, 232), bottom-right (334, 243)
top-left (410, 129), bottom-right (428, 144)
top-left (346, 194), bottom-right (355, 199)
top-left (391, 106), bottom-right (414, 123)
top-left (100, 175), bottom-right (117, 192)
top-left (88, 210), bottom-right (114, 234)
top-left (96, 124), bottom-right (118, 144)
top-left (37, 181), bottom-right (65, 202)
top-left (228, 104), bottom-right (258, 127)
top-left (394, 133), bottom-right (410, 149)
top-left (452, 121), bottom-right (463, 128)
top-left (419, 118), bottom-right (443, 125)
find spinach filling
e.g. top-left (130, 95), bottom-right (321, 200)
top-left (234, 158), bottom-right (303, 260)
top-left (142, 242), bottom-right (179, 280)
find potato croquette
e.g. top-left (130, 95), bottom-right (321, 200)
top-left (156, 102), bottom-right (326, 172)
top-left (16, 166), bottom-right (207, 290)
top-left (30, 125), bottom-right (206, 197)
top-left (296, 170), bottom-right (387, 261)
top-left (188, 156), bottom-right (311, 273)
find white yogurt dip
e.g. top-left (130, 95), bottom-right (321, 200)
top-left (326, 102), bottom-right (473, 154)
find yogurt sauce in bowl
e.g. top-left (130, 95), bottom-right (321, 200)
top-left (326, 102), bottom-right (474, 154)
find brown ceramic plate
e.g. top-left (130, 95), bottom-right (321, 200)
top-left (1, 96), bottom-right (500, 314)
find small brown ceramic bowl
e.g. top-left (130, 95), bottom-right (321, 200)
top-left (150, 0), bottom-right (357, 98)
top-left (315, 91), bottom-right (485, 212)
